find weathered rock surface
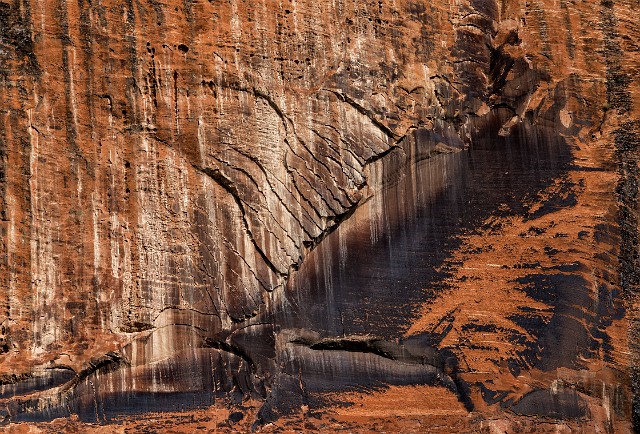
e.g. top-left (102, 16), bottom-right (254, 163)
top-left (0, 0), bottom-right (638, 431)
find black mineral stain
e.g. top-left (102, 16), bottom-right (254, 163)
top-left (479, 383), bottom-right (510, 405)
top-left (9, 349), bottom-right (262, 423)
top-left (274, 120), bottom-right (580, 415)
top-left (228, 411), bottom-right (244, 423)
top-left (524, 177), bottom-right (578, 221)
top-left (284, 121), bottom-right (572, 340)
top-left (0, 369), bottom-right (75, 400)
top-left (0, 1), bottom-right (40, 78)
top-left (510, 388), bottom-right (588, 419)
top-left (600, 0), bottom-right (639, 427)
top-left (511, 272), bottom-right (623, 371)
top-left (1, 120), bottom-right (617, 425)
top-left (0, 0), bottom-right (632, 427)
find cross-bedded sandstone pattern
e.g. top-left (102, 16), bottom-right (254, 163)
top-left (0, 0), bottom-right (638, 431)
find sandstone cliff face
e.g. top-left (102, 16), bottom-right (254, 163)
top-left (0, 0), bottom-right (638, 431)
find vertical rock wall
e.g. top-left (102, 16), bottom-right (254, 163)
top-left (0, 0), bottom-right (638, 430)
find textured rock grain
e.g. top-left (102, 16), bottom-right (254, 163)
top-left (0, 0), bottom-right (638, 431)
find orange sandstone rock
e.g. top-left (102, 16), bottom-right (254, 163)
top-left (0, 0), bottom-right (637, 431)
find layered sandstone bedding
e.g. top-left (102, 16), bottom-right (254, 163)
top-left (0, 0), bottom-right (638, 431)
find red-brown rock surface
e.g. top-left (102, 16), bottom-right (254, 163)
top-left (0, 0), bottom-right (638, 432)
